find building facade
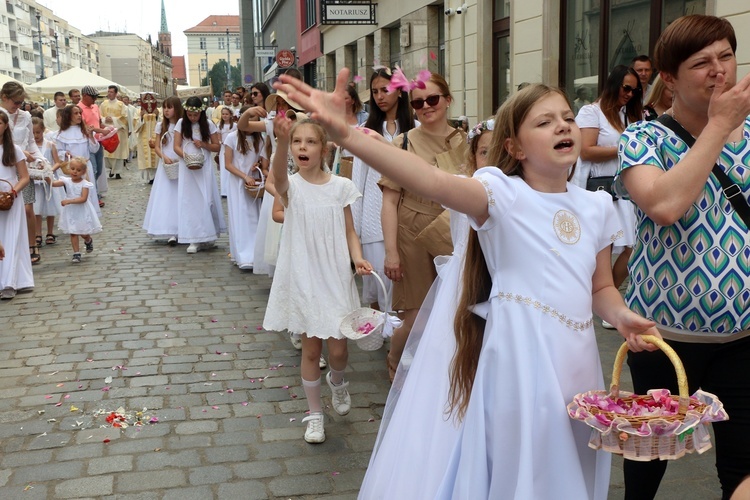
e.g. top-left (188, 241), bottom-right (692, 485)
top-left (315, 0), bottom-right (750, 126)
top-left (0, 0), bottom-right (99, 84)
top-left (184, 15), bottom-right (241, 90)
top-left (255, 0), bottom-right (299, 83)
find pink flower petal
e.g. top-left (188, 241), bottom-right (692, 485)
top-left (212, 406), bottom-right (219, 410)
top-left (353, 75), bottom-right (363, 83)
top-left (430, 51), bottom-right (437, 60)
top-left (241, 402), bottom-right (248, 406)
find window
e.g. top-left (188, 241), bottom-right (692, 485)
top-left (236, 58), bottom-right (241, 67)
top-left (218, 37), bottom-right (225, 50)
top-left (493, 0), bottom-right (510, 110)
top-left (199, 37), bottom-right (206, 49)
top-left (561, 0), bottom-right (707, 97)
top-left (389, 25), bottom-right (400, 68)
top-left (235, 37), bottom-right (240, 49)
top-left (22, 50), bottom-right (31, 60)
top-left (201, 58), bottom-right (207, 71)
top-left (304, 0), bottom-right (316, 29)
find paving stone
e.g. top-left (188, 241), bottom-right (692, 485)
top-left (161, 486), bottom-right (214, 500)
top-left (217, 481), bottom-right (268, 499)
top-left (115, 470), bottom-right (187, 492)
top-left (268, 473), bottom-right (333, 497)
top-left (187, 465), bottom-right (232, 485)
top-left (55, 475), bottom-right (115, 498)
top-left (175, 421), bottom-right (218, 435)
top-left (11, 460), bottom-right (84, 485)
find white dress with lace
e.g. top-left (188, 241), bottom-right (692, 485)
top-left (58, 177), bottom-right (102, 235)
top-left (263, 174), bottom-right (361, 338)
top-left (429, 168), bottom-right (618, 499)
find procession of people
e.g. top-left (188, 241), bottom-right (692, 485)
top-left (2, 13), bottom-right (750, 500)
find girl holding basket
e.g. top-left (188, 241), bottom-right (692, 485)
top-left (262, 116), bottom-right (372, 444)
top-left (275, 70), bottom-right (661, 499)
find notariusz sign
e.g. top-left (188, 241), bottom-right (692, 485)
top-left (321, 0), bottom-right (377, 25)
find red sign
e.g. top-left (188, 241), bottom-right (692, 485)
top-left (276, 50), bottom-right (295, 69)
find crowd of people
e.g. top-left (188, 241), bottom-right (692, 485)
top-left (1, 12), bottom-right (749, 500)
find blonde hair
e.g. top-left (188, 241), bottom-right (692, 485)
top-left (69, 156), bottom-right (88, 172)
top-left (289, 119), bottom-right (329, 171)
top-left (644, 75), bottom-right (669, 110)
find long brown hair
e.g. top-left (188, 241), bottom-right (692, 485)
top-left (160, 96), bottom-right (183, 141)
top-left (597, 65), bottom-right (642, 133)
top-left (235, 106), bottom-right (261, 155)
top-left (59, 105), bottom-right (89, 136)
top-left (0, 110), bottom-right (16, 167)
top-left (448, 84), bottom-right (572, 421)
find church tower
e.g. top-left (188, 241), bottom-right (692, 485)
top-left (158, 0), bottom-right (172, 56)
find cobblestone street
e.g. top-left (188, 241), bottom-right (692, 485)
top-left (0, 169), bottom-right (722, 499)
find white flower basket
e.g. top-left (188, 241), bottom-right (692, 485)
top-left (340, 273), bottom-right (400, 351)
top-left (163, 160), bottom-right (179, 180)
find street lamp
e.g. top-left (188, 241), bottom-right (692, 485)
top-left (35, 13), bottom-right (45, 79)
top-left (198, 63), bottom-right (202, 87)
top-left (204, 50), bottom-right (208, 86)
top-left (225, 28), bottom-right (231, 90)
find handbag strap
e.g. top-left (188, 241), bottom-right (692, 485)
top-left (656, 114), bottom-right (750, 229)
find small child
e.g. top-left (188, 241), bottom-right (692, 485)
top-left (31, 117), bottom-right (62, 246)
top-left (262, 117), bottom-right (372, 444)
top-left (50, 156), bottom-right (102, 263)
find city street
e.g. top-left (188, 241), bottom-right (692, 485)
top-left (0, 169), bottom-right (722, 499)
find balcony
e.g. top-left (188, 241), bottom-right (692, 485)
top-left (12, 56), bottom-right (19, 68)
top-left (9, 31), bottom-right (16, 42)
top-left (5, 2), bottom-right (12, 15)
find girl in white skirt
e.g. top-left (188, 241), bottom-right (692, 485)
top-left (50, 156), bottom-right (101, 264)
top-left (0, 109), bottom-right (32, 299)
top-left (32, 117), bottom-right (62, 246)
top-left (143, 97), bottom-right (183, 243)
top-left (217, 107), bottom-right (236, 197)
top-left (223, 114), bottom-right (267, 269)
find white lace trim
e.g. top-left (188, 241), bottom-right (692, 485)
top-left (496, 291), bottom-right (593, 332)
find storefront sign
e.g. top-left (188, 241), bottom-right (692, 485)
top-left (255, 49), bottom-right (276, 59)
top-left (276, 50), bottom-right (295, 69)
top-left (321, 0), bottom-right (377, 25)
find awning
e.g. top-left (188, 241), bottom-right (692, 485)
top-left (264, 62), bottom-right (278, 82)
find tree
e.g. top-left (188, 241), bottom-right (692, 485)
top-left (206, 60), bottom-right (242, 98)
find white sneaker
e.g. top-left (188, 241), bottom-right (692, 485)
top-left (289, 332), bottom-right (302, 350)
top-left (326, 371), bottom-right (351, 416)
top-left (319, 356), bottom-right (327, 369)
top-left (601, 320), bottom-right (616, 330)
top-left (186, 243), bottom-right (199, 254)
top-left (302, 412), bottom-right (325, 443)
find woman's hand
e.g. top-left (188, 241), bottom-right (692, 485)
top-left (193, 139), bottom-right (206, 150)
top-left (275, 69), bottom-right (352, 145)
top-left (707, 72), bottom-right (750, 135)
top-left (613, 310), bottom-right (663, 352)
top-left (61, 199), bottom-right (68, 207)
top-left (354, 258), bottom-right (373, 276)
top-left (163, 156), bottom-right (173, 165)
top-left (384, 252), bottom-right (403, 282)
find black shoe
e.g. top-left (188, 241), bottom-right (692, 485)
top-left (148, 179), bottom-right (154, 185)
top-left (71, 253), bottom-right (82, 264)
top-left (115, 174), bottom-right (122, 180)
top-left (108, 173), bottom-right (115, 179)
top-left (84, 238), bottom-right (94, 253)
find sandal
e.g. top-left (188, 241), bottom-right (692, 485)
top-left (30, 246), bottom-right (41, 265)
top-left (45, 234), bottom-right (56, 245)
top-left (35, 235), bottom-right (42, 246)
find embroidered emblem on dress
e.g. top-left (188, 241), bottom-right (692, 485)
top-left (553, 209), bottom-right (581, 244)
top-left (497, 292), bottom-right (593, 332)
top-left (610, 229), bottom-right (624, 243)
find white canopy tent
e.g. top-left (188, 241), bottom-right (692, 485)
top-left (25, 67), bottom-right (138, 100)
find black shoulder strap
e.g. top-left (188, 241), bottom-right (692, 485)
top-left (401, 131), bottom-right (409, 151)
top-left (656, 114), bottom-right (750, 229)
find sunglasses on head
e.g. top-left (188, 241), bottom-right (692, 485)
top-left (410, 94), bottom-right (444, 110)
top-left (621, 85), bottom-right (640, 95)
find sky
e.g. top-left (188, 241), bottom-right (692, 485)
top-left (36, 0), bottom-right (240, 57)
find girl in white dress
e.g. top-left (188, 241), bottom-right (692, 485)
top-left (143, 97), bottom-right (183, 243)
top-left (173, 97), bottom-right (226, 254)
top-left (0, 109), bottom-right (32, 300)
top-left (50, 157), bottom-right (101, 264)
top-left (262, 117), bottom-right (372, 444)
top-left (217, 107), bottom-right (236, 197)
top-left (55, 105), bottom-right (101, 218)
top-left (277, 72), bottom-right (665, 500)
top-left (360, 119), bottom-right (494, 499)
top-left (32, 118), bottom-right (63, 246)
top-left (224, 124), bottom-right (267, 269)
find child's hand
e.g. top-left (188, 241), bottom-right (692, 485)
top-left (273, 113), bottom-right (293, 141)
top-left (0, 243), bottom-right (5, 260)
top-left (613, 310), bottom-right (663, 352)
top-left (276, 69), bottom-right (351, 145)
top-left (354, 259), bottom-right (373, 276)
top-left (61, 199), bottom-right (68, 207)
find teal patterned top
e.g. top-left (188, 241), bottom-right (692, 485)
top-left (617, 118), bottom-right (750, 336)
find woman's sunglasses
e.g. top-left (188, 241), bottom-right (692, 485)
top-left (250, 92), bottom-right (260, 97)
top-left (410, 94), bottom-right (444, 110)
top-left (621, 85), bottom-right (641, 95)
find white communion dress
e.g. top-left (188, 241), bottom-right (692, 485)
top-left (0, 144), bottom-right (34, 291)
top-left (143, 122), bottom-right (179, 239)
top-left (57, 177), bottom-right (102, 235)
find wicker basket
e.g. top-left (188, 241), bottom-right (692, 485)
top-left (184, 153), bottom-right (204, 170)
top-left (340, 272), bottom-right (393, 351)
top-left (244, 164), bottom-right (265, 199)
top-left (568, 335), bottom-right (728, 461)
top-left (0, 178), bottom-right (14, 211)
top-left (163, 161), bottom-right (179, 180)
